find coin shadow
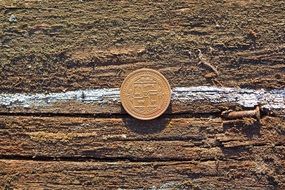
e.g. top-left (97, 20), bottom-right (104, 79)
top-left (122, 103), bottom-right (172, 134)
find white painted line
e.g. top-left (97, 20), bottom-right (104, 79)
top-left (173, 86), bottom-right (285, 109)
top-left (0, 86), bottom-right (284, 110)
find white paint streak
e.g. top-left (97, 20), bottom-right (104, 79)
top-left (0, 86), bottom-right (284, 110)
top-left (0, 88), bottom-right (120, 108)
top-left (173, 86), bottom-right (285, 109)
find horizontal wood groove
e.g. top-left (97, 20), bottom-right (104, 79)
top-left (0, 144), bottom-right (284, 163)
top-left (0, 154), bottom-right (230, 162)
top-left (0, 110), bottom-right (223, 119)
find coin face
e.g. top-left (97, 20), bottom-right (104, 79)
top-left (120, 68), bottom-right (171, 120)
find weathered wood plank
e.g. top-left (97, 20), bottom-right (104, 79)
top-left (0, 86), bottom-right (284, 115)
top-left (0, 115), bottom-right (284, 160)
top-left (0, 0), bottom-right (284, 93)
top-left (0, 159), bottom-right (284, 190)
top-left (1, 0), bottom-right (285, 189)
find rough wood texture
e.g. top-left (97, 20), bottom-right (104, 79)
top-left (0, 159), bottom-right (284, 190)
top-left (0, 116), bottom-right (284, 160)
top-left (0, 0), bottom-right (285, 189)
top-left (0, 115), bottom-right (284, 189)
top-left (0, 0), bottom-right (284, 93)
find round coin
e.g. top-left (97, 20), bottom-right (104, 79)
top-left (120, 68), bottom-right (171, 120)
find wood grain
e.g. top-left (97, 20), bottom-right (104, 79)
top-left (0, 116), bottom-right (284, 160)
top-left (0, 0), bottom-right (284, 93)
top-left (0, 159), bottom-right (284, 190)
top-left (1, 0), bottom-right (285, 189)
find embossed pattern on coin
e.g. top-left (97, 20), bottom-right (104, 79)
top-left (120, 68), bottom-right (171, 120)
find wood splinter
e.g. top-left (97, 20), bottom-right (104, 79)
top-left (197, 49), bottom-right (219, 76)
top-left (221, 106), bottom-right (261, 121)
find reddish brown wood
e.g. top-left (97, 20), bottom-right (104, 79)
top-left (0, 116), bottom-right (284, 160)
top-left (0, 159), bottom-right (284, 190)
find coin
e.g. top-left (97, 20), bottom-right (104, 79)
top-left (120, 68), bottom-right (171, 120)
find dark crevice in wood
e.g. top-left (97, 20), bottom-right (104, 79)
top-left (0, 154), bottom-right (221, 163)
top-left (1, 145), bottom-right (283, 163)
top-left (108, 136), bottom-right (205, 142)
top-left (0, 111), bottom-right (127, 119)
top-left (0, 111), bottom-right (223, 119)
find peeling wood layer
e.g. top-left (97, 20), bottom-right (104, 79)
top-left (0, 115), bottom-right (284, 160)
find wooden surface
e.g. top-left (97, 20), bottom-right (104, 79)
top-left (0, 87), bottom-right (284, 116)
top-left (0, 0), bottom-right (285, 189)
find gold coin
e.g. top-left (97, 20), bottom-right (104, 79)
top-left (120, 68), bottom-right (171, 120)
